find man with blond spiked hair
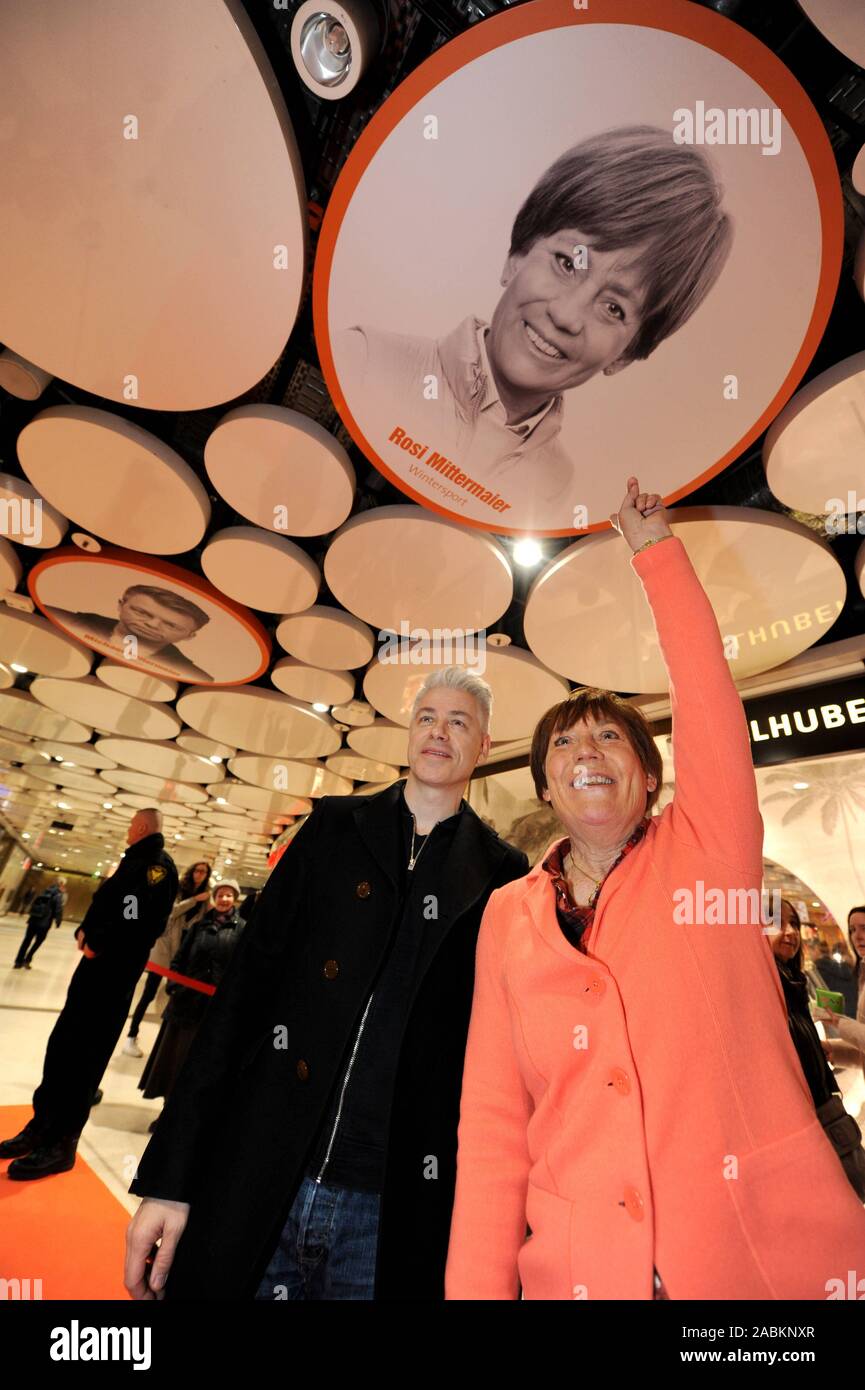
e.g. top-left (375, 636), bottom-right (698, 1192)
top-left (125, 667), bottom-right (528, 1302)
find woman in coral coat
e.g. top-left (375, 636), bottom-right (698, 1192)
top-left (446, 478), bottom-right (865, 1301)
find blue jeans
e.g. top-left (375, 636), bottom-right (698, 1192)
top-left (255, 1175), bottom-right (381, 1301)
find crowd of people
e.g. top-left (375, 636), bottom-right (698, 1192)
top-left (2, 479), bottom-right (865, 1300)
top-left (3, 829), bottom-right (247, 1175)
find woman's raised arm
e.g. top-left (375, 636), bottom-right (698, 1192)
top-left (612, 478), bottom-right (762, 871)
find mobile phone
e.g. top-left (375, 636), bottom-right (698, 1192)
top-left (815, 988), bottom-right (845, 1013)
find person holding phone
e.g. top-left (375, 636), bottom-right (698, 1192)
top-left (816, 906), bottom-right (865, 1105)
top-left (771, 899), bottom-right (865, 1199)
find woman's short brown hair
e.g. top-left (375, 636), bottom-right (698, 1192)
top-left (530, 688), bottom-right (664, 815)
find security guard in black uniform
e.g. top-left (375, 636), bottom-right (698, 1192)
top-left (0, 808), bottom-right (178, 1179)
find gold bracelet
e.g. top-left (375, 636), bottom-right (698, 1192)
top-left (634, 534), bottom-right (674, 556)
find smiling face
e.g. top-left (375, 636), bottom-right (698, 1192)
top-left (407, 686), bottom-right (490, 792)
top-left (486, 231), bottom-right (646, 419)
top-left (541, 715), bottom-right (656, 838)
top-left (771, 901), bottom-right (801, 962)
top-left (849, 911), bottom-right (865, 962)
top-left (117, 593), bottom-right (200, 646)
top-left (213, 885), bottom-right (237, 913)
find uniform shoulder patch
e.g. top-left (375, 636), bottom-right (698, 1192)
top-left (147, 865), bottom-right (168, 886)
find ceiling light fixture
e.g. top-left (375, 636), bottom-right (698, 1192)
top-left (513, 539), bottom-right (543, 568)
top-left (291, 0), bottom-right (380, 100)
top-left (10, 663), bottom-right (28, 673)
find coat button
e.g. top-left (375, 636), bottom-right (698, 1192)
top-left (323, 959), bottom-right (339, 980)
top-left (587, 977), bottom-right (606, 998)
top-left (355, 881), bottom-right (372, 899)
top-left (610, 1067), bottom-right (631, 1096)
top-left (296, 1059), bottom-right (310, 1082)
top-left (623, 1186), bottom-right (644, 1221)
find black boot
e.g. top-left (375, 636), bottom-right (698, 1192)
top-left (7, 1138), bottom-right (77, 1180)
top-left (0, 1119), bottom-right (46, 1158)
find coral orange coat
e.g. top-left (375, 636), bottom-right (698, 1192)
top-left (446, 537), bottom-right (865, 1300)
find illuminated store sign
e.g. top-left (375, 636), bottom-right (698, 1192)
top-left (743, 678), bottom-right (865, 767)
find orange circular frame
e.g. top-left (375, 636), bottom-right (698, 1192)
top-left (314, 0), bottom-right (842, 537)
top-left (28, 546), bottom-right (272, 687)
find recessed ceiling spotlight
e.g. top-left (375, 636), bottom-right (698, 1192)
top-left (291, 0), bottom-right (380, 100)
top-left (793, 782), bottom-right (809, 790)
top-left (10, 662), bottom-right (28, 674)
top-left (313, 702), bottom-right (330, 713)
top-left (513, 539), bottom-right (543, 568)
top-left (210, 755), bottom-right (223, 764)
top-left (71, 532), bottom-right (102, 552)
top-left (102, 801), bottom-right (113, 809)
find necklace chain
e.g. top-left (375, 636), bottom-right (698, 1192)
top-left (565, 846), bottom-right (617, 893)
top-left (408, 818), bottom-right (432, 871)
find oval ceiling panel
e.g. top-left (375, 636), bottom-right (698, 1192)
top-left (0, 0), bottom-right (306, 409)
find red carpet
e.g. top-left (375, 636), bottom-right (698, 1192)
top-left (0, 1106), bottom-right (131, 1299)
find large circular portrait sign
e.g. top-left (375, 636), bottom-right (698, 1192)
top-left (315, 0), bottom-right (840, 536)
top-left (29, 548), bottom-right (271, 686)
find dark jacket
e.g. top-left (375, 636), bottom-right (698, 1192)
top-left (775, 959), bottom-right (838, 1109)
top-left (80, 833), bottom-right (179, 972)
top-left (130, 781), bottom-right (528, 1300)
top-left (165, 907), bottom-right (245, 1023)
top-left (28, 884), bottom-right (64, 930)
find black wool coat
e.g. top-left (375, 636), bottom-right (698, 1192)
top-left (130, 781), bottom-right (528, 1300)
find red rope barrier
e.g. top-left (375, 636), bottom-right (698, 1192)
top-left (144, 962), bottom-right (216, 996)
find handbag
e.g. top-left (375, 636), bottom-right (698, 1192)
top-left (816, 1094), bottom-right (865, 1201)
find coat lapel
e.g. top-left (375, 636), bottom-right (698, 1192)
top-left (351, 779), bottom-right (509, 925)
top-left (351, 780), bottom-right (406, 888)
top-left (435, 805), bottom-right (508, 928)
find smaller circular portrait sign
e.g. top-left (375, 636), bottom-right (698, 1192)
top-left (315, 0), bottom-right (840, 535)
top-left (29, 547), bottom-right (271, 687)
